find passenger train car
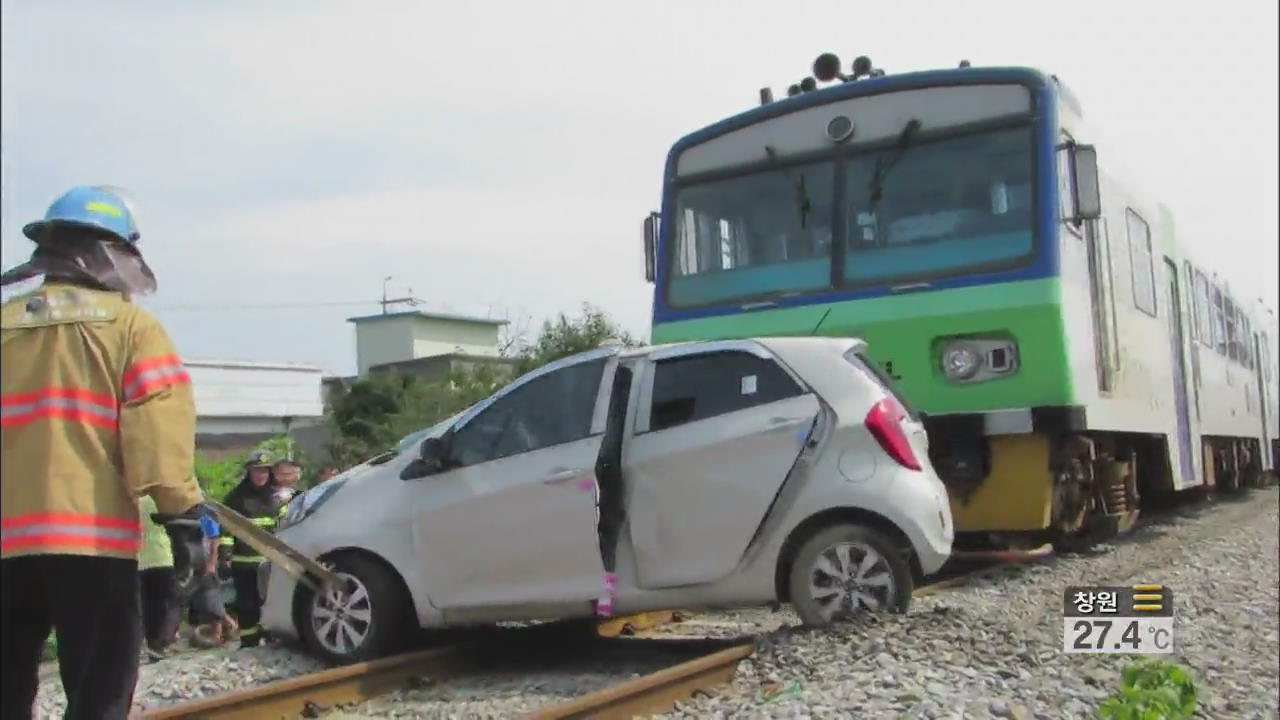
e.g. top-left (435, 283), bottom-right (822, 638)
top-left (639, 55), bottom-right (1278, 550)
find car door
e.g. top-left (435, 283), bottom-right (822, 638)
top-left (624, 342), bottom-right (820, 589)
top-left (413, 350), bottom-right (616, 610)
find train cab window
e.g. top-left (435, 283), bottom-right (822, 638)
top-left (1212, 287), bottom-right (1227, 355)
top-left (1125, 209), bottom-right (1157, 316)
top-left (1194, 271), bottom-right (1213, 348)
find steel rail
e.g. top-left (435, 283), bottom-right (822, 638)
top-left (138, 643), bottom-right (486, 719)
top-left (528, 643), bottom-right (756, 720)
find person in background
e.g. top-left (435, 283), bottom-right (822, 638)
top-left (220, 450), bottom-right (288, 648)
top-left (138, 496), bottom-right (181, 661)
top-left (271, 459), bottom-right (302, 508)
top-left (316, 467), bottom-right (338, 484)
top-left (1, 185), bottom-right (214, 720)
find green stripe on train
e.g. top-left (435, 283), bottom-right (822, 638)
top-left (651, 277), bottom-right (1074, 415)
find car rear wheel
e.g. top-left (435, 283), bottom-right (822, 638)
top-left (787, 523), bottom-right (913, 626)
top-left (299, 554), bottom-right (412, 664)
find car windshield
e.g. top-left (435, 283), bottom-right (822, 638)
top-left (666, 124), bottom-right (1035, 308)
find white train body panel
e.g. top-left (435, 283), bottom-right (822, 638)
top-left (1055, 95), bottom-right (1277, 487)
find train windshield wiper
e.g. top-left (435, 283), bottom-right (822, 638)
top-left (866, 118), bottom-right (922, 212)
top-left (765, 145), bottom-right (812, 229)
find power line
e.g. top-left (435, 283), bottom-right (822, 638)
top-left (146, 299), bottom-right (381, 311)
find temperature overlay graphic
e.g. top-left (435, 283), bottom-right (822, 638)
top-left (1062, 585), bottom-right (1174, 655)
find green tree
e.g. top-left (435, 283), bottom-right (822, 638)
top-left (512, 302), bottom-right (639, 375)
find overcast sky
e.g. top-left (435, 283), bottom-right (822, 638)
top-left (3, 0), bottom-right (1276, 376)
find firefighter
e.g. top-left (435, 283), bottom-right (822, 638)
top-left (220, 450), bottom-right (289, 647)
top-left (1, 185), bottom-right (213, 720)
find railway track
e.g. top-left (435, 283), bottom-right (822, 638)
top-left (140, 551), bottom-right (1049, 719)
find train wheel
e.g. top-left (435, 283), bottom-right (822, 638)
top-left (1049, 437), bottom-right (1095, 553)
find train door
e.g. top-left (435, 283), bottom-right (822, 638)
top-left (1163, 258), bottom-right (1196, 487)
top-left (1254, 332), bottom-right (1271, 467)
top-left (1086, 215), bottom-right (1118, 392)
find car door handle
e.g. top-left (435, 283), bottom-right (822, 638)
top-left (542, 469), bottom-right (579, 485)
top-left (768, 416), bottom-right (799, 427)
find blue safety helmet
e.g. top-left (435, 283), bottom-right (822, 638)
top-left (22, 185), bottom-right (141, 245)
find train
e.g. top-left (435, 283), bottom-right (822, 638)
top-left (638, 54), bottom-right (1278, 551)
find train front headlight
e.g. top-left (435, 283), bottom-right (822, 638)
top-left (942, 343), bottom-right (982, 380)
top-left (939, 337), bottom-right (1020, 384)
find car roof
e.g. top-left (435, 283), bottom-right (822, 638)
top-left (581, 335), bottom-right (868, 363)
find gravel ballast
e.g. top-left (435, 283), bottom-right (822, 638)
top-left (34, 643), bottom-right (327, 717)
top-left (658, 488), bottom-right (1280, 719)
top-left (29, 488), bottom-right (1278, 718)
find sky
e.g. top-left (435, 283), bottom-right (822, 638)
top-left (2, 0), bottom-right (1277, 377)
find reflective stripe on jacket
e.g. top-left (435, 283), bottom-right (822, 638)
top-left (1, 281), bottom-right (205, 560)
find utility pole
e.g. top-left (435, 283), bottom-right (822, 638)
top-left (380, 276), bottom-right (423, 314)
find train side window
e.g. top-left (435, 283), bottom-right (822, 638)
top-left (1241, 315), bottom-right (1253, 369)
top-left (1125, 209), bottom-right (1156, 316)
top-left (1239, 311), bottom-right (1249, 366)
top-left (1183, 262), bottom-right (1197, 341)
top-left (1264, 335), bottom-right (1273, 381)
top-left (1211, 287), bottom-right (1227, 355)
top-left (1224, 297), bottom-right (1238, 362)
top-left (1194, 271), bottom-right (1213, 347)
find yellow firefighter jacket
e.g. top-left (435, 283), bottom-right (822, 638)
top-left (1, 280), bottom-right (205, 561)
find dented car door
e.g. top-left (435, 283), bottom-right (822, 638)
top-left (412, 350), bottom-right (618, 610)
top-left (624, 343), bottom-right (820, 589)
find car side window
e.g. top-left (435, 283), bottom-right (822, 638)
top-left (451, 358), bottom-right (606, 466)
top-left (649, 350), bottom-right (803, 432)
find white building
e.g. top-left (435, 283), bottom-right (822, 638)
top-left (347, 310), bottom-right (508, 378)
top-left (187, 358), bottom-right (325, 436)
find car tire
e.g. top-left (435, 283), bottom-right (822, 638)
top-left (298, 553), bottom-right (413, 665)
top-left (787, 523), bottom-right (913, 626)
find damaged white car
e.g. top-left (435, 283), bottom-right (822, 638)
top-left (261, 337), bottom-right (953, 664)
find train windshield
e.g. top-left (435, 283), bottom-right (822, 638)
top-left (666, 124), bottom-right (1036, 309)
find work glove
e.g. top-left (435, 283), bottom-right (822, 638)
top-left (152, 503), bottom-right (217, 597)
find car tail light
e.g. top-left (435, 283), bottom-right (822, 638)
top-left (865, 397), bottom-right (921, 471)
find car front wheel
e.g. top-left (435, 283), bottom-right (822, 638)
top-left (787, 523), bottom-right (914, 626)
top-left (298, 554), bottom-right (412, 664)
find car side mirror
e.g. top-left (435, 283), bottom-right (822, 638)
top-left (1071, 144), bottom-right (1101, 221)
top-left (400, 435), bottom-right (452, 481)
top-left (643, 211), bottom-right (659, 283)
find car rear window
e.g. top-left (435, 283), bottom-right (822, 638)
top-left (846, 350), bottom-right (920, 420)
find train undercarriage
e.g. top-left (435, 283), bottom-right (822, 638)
top-left (925, 414), bottom-right (1275, 553)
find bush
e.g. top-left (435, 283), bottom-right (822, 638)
top-left (1098, 659), bottom-right (1197, 720)
top-left (195, 455), bottom-right (244, 502)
